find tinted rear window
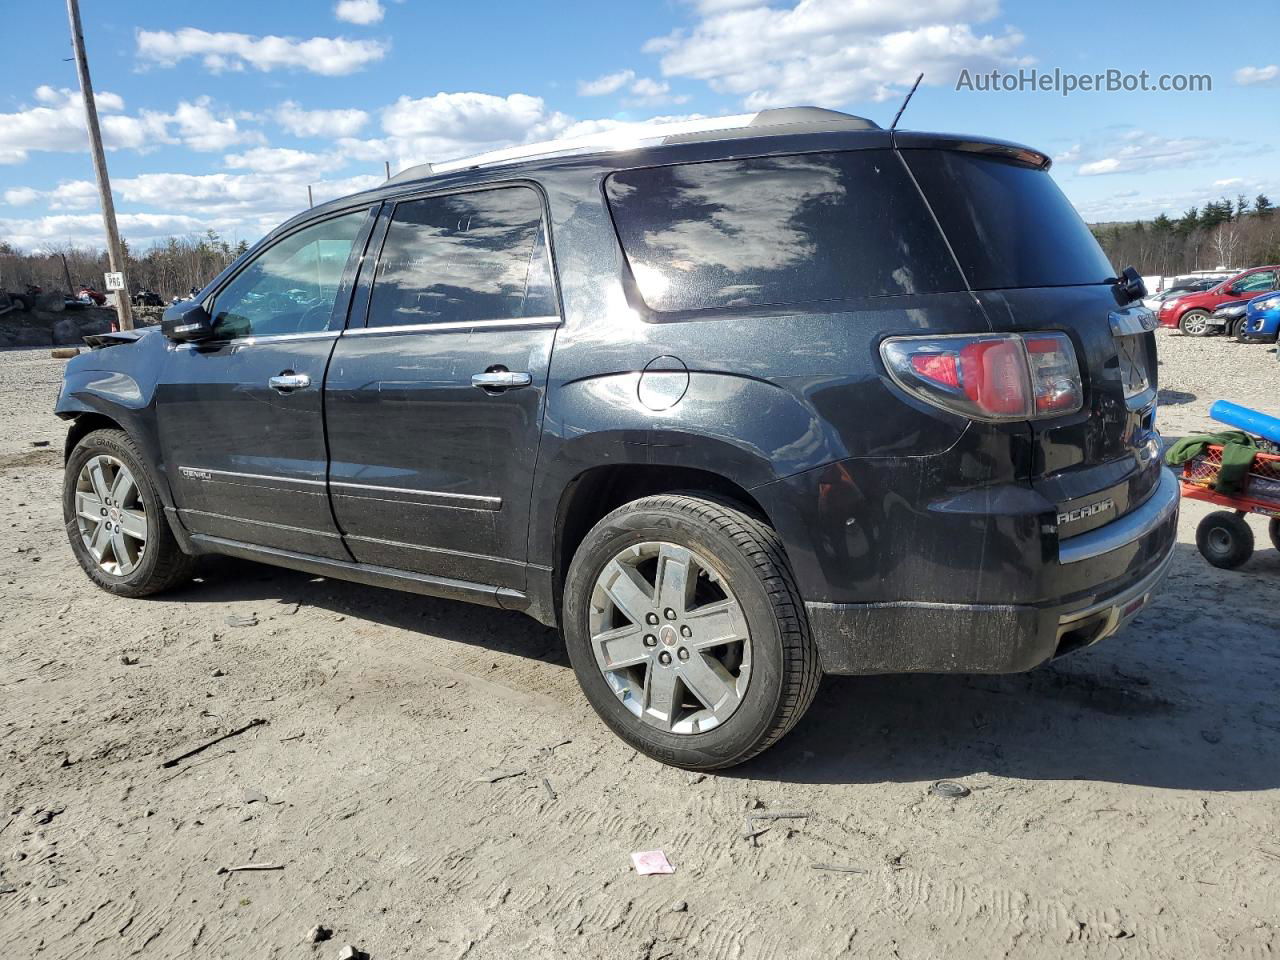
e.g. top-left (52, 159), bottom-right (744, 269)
top-left (903, 150), bottom-right (1115, 290)
top-left (605, 150), bottom-right (963, 312)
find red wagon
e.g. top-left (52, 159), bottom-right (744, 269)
top-left (1179, 443), bottom-right (1280, 567)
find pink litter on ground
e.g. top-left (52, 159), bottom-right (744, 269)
top-left (631, 850), bottom-right (675, 875)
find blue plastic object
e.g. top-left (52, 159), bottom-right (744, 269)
top-left (1209, 400), bottom-right (1280, 444)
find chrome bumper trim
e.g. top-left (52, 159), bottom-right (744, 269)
top-left (1058, 467), bottom-right (1179, 564)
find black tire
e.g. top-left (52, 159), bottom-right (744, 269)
top-left (1179, 310), bottom-right (1211, 336)
top-left (563, 494), bottom-right (820, 770)
top-left (1269, 517), bottom-right (1280, 553)
top-left (1195, 511), bottom-right (1254, 569)
top-left (1227, 317), bottom-right (1243, 341)
top-left (63, 428), bottom-right (195, 597)
top-left (11, 294), bottom-right (28, 312)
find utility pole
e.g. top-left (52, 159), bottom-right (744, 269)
top-left (65, 0), bottom-right (134, 329)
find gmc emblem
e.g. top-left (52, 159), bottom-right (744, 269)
top-left (1058, 498), bottom-right (1115, 525)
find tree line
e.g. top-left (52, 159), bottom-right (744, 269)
top-left (0, 230), bottom-right (248, 301)
top-left (1092, 193), bottom-right (1279, 281)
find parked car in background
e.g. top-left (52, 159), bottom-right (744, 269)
top-left (1142, 277), bottom-right (1220, 311)
top-left (55, 107), bottom-right (1177, 768)
top-left (1158, 266), bottom-right (1280, 335)
top-left (1239, 290), bottom-right (1280, 343)
top-left (1207, 299), bottom-right (1251, 338)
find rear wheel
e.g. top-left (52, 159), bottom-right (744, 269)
top-left (1269, 517), bottom-right (1280, 553)
top-left (1195, 511), bottom-right (1254, 569)
top-left (563, 494), bottom-right (820, 770)
top-left (63, 429), bottom-right (195, 597)
top-left (1179, 310), bottom-right (1211, 336)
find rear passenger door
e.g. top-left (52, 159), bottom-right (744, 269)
top-left (324, 183), bottom-right (558, 592)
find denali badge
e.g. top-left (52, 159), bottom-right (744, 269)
top-left (179, 466), bottom-right (212, 481)
top-left (1058, 498), bottom-right (1114, 525)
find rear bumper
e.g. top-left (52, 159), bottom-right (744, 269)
top-left (806, 467), bottom-right (1179, 674)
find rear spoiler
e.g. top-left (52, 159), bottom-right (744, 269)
top-left (84, 329), bottom-right (144, 349)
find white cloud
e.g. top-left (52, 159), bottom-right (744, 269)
top-left (3, 187), bottom-right (41, 206)
top-left (334, 0), bottom-right (385, 24)
top-left (0, 212), bottom-right (213, 251)
top-left (579, 70), bottom-right (689, 106)
top-left (379, 92), bottom-right (574, 167)
top-left (644, 0), bottom-right (1027, 107)
top-left (1072, 176), bottom-right (1280, 222)
top-left (274, 100), bottom-right (368, 138)
top-left (1063, 130), bottom-right (1215, 177)
top-left (580, 70), bottom-right (636, 96)
top-left (46, 180), bottom-right (99, 210)
top-left (224, 147), bottom-right (341, 177)
top-left (0, 87), bottom-right (258, 163)
top-left (169, 98), bottom-right (258, 151)
top-left (1235, 64), bottom-right (1279, 87)
top-left (624, 76), bottom-right (689, 106)
top-left (0, 87), bottom-right (169, 164)
top-left (136, 27), bottom-right (387, 76)
top-left (1213, 177), bottom-right (1245, 188)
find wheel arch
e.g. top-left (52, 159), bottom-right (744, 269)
top-left (63, 411), bottom-right (125, 463)
top-left (540, 462), bottom-right (773, 629)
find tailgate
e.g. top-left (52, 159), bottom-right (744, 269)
top-left (900, 145), bottom-right (1162, 538)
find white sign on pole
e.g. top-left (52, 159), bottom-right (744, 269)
top-left (104, 271), bottom-right (125, 292)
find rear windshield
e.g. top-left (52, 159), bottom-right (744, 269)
top-left (902, 150), bottom-right (1115, 290)
top-left (605, 150), bottom-right (964, 312)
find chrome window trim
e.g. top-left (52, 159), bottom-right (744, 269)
top-left (342, 315), bottom-right (560, 337)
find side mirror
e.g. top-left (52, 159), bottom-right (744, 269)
top-left (161, 300), bottom-right (214, 342)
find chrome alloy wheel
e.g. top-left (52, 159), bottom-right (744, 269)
top-left (588, 541), bottom-right (752, 735)
top-left (73, 454), bottom-right (148, 576)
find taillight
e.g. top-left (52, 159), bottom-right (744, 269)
top-left (880, 332), bottom-right (1083, 421)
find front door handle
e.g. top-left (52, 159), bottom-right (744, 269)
top-left (269, 372), bottom-right (311, 393)
top-left (472, 369), bottom-right (533, 392)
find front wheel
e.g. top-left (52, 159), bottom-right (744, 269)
top-left (63, 428), bottom-right (195, 597)
top-left (562, 494), bottom-right (820, 770)
top-left (1269, 517), bottom-right (1280, 553)
top-left (1195, 511), bottom-right (1254, 569)
top-left (1179, 310), bottom-right (1211, 336)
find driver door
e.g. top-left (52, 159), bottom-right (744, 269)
top-left (156, 207), bottom-right (373, 559)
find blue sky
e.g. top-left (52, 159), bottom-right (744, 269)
top-left (2, 0), bottom-right (1277, 251)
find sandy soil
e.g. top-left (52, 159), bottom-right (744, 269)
top-left (1, 331), bottom-right (1279, 959)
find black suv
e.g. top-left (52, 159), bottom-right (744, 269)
top-left (57, 107), bottom-right (1178, 769)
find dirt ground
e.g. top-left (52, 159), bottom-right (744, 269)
top-left (2, 332), bottom-right (1279, 960)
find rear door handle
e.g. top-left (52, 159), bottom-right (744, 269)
top-left (472, 370), bottom-right (532, 392)
top-left (269, 372), bottom-right (311, 392)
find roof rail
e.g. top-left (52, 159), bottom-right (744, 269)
top-left (386, 105), bottom-right (879, 184)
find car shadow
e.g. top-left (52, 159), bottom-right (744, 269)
top-left (164, 541), bottom-right (1280, 793)
top-left (169, 554), bottom-right (569, 666)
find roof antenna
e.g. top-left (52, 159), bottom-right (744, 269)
top-left (889, 73), bottom-right (924, 132)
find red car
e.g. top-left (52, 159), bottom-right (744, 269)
top-left (1158, 265), bottom-right (1279, 335)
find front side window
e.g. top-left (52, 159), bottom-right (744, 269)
top-left (1235, 270), bottom-right (1276, 293)
top-left (211, 211), bottom-right (367, 339)
top-left (367, 185), bottom-right (555, 328)
top-left (604, 150), bottom-right (964, 313)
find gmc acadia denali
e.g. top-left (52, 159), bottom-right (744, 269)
top-left (57, 107), bottom-right (1178, 768)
